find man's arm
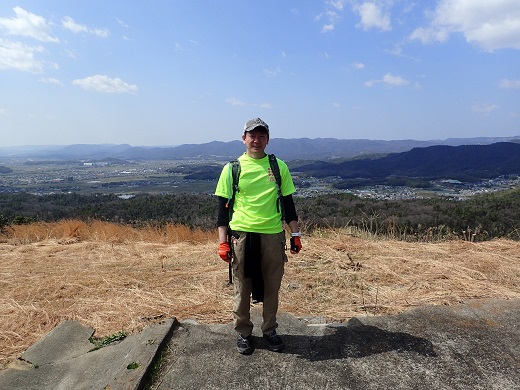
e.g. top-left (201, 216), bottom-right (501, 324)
top-left (217, 196), bottom-right (232, 263)
top-left (287, 220), bottom-right (299, 234)
top-left (218, 225), bottom-right (228, 243)
top-left (282, 195), bottom-right (302, 253)
top-left (217, 196), bottom-right (230, 232)
top-left (282, 194), bottom-right (298, 231)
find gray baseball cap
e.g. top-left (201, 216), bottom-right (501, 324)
top-left (244, 118), bottom-right (269, 134)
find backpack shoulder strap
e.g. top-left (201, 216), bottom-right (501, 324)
top-left (268, 154), bottom-right (285, 221)
top-left (268, 154), bottom-right (281, 188)
top-left (226, 159), bottom-right (241, 220)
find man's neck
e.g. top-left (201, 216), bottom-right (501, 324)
top-left (246, 151), bottom-right (267, 159)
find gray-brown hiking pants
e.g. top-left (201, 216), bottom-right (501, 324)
top-left (231, 231), bottom-right (287, 337)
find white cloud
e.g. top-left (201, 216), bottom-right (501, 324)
top-left (0, 7), bottom-right (59, 43)
top-left (91, 28), bottom-right (110, 38)
top-left (365, 73), bottom-right (410, 87)
top-left (116, 18), bottom-right (129, 28)
top-left (0, 107), bottom-right (8, 116)
top-left (352, 62), bottom-right (365, 69)
top-left (264, 67), bottom-right (281, 77)
top-left (316, 10), bottom-right (342, 33)
top-left (410, 0), bottom-right (520, 51)
top-left (320, 1), bottom-right (393, 33)
top-left (62, 49), bottom-right (77, 58)
top-left (353, 2), bottom-right (392, 32)
top-left (61, 16), bottom-right (87, 34)
top-left (471, 103), bottom-right (499, 113)
top-left (322, 23), bottom-right (335, 33)
top-left (40, 77), bottom-right (63, 86)
top-left (226, 98), bottom-right (272, 109)
top-left (409, 27), bottom-right (449, 44)
top-left (72, 75), bottom-right (138, 94)
top-left (62, 16), bottom-right (109, 38)
top-left (226, 97), bottom-right (247, 107)
top-left (382, 73), bottom-right (410, 86)
top-left (0, 38), bottom-right (44, 73)
top-left (499, 78), bottom-right (520, 89)
top-left (388, 43), bottom-right (404, 56)
top-left (326, 0), bottom-right (345, 11)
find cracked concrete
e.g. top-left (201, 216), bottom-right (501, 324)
top-left (0, 318), bottom-right (176, 390)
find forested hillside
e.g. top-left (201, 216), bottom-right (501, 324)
top-left (297, 142), bottom-right (520, 184)
top-left (2, 188), bottom-right (520, 240)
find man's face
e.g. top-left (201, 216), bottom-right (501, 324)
top-left (242, 128), bottom-right (269, 158)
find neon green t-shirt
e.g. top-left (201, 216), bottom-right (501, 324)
top-left (215, 153), bottom-right (296, 234)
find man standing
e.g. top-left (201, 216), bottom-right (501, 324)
top-left (215, 118), bottom-right (302, 355)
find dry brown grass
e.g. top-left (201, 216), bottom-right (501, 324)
top-left (1, 220), bottom-right (520, 368)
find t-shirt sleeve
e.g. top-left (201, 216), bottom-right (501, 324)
top-left (214, 163), bottom-right (231, 198)
top-left (278, 159), bottom-right (296, 196)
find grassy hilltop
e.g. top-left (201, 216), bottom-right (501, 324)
top-left (1, 220), bottom-right (520, 369)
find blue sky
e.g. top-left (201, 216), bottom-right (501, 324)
top-left (1, 1), bottom-right (519, 147)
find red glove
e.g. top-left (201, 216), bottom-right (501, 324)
top-left (290, 236), bottom-right (302, 254)
top-left (218, 242), bottom-right (231, 263)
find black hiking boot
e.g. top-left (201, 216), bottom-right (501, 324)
top-left (236, 334), bottom-right (254, 355)
top-left (264, 330), bottom-right (285, 352)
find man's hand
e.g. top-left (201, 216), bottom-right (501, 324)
top-left (290, 236), bottom-right (302, 254)
top-left (218, 242), bottom-right (231, 262)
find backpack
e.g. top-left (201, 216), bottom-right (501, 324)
top-left (226, 153), bottom-right (285, 221)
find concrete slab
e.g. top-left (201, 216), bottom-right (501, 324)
top-left (21, 320), bottom-right (95, 366)
top-left (155, 299), bottom-right (520, 390)
top-left (0, 318), bottom-right (177, 390)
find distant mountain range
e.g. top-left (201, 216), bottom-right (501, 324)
top-left (296, 142), bottom-right (520, 184)
top-left (1, 135), bottom-right (519, 162)
top-left (1, 138), bottom-right (519, 186)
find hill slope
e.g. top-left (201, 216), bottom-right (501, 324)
top-left (297, 142), bottom-right (520, 181)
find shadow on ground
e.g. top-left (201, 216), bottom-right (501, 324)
top-left (251, 317), bottom-right (437, 361)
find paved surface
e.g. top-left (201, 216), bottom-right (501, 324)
top-left (0, 299), bottom-right (519, 389)
top-left (0, 319), bottom-right (175, 390)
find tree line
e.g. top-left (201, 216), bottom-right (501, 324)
top-left (1, 189), bottom-right (520, 241)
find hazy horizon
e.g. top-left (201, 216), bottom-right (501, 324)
top-left (2, 133), bottom-right (520, 150)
